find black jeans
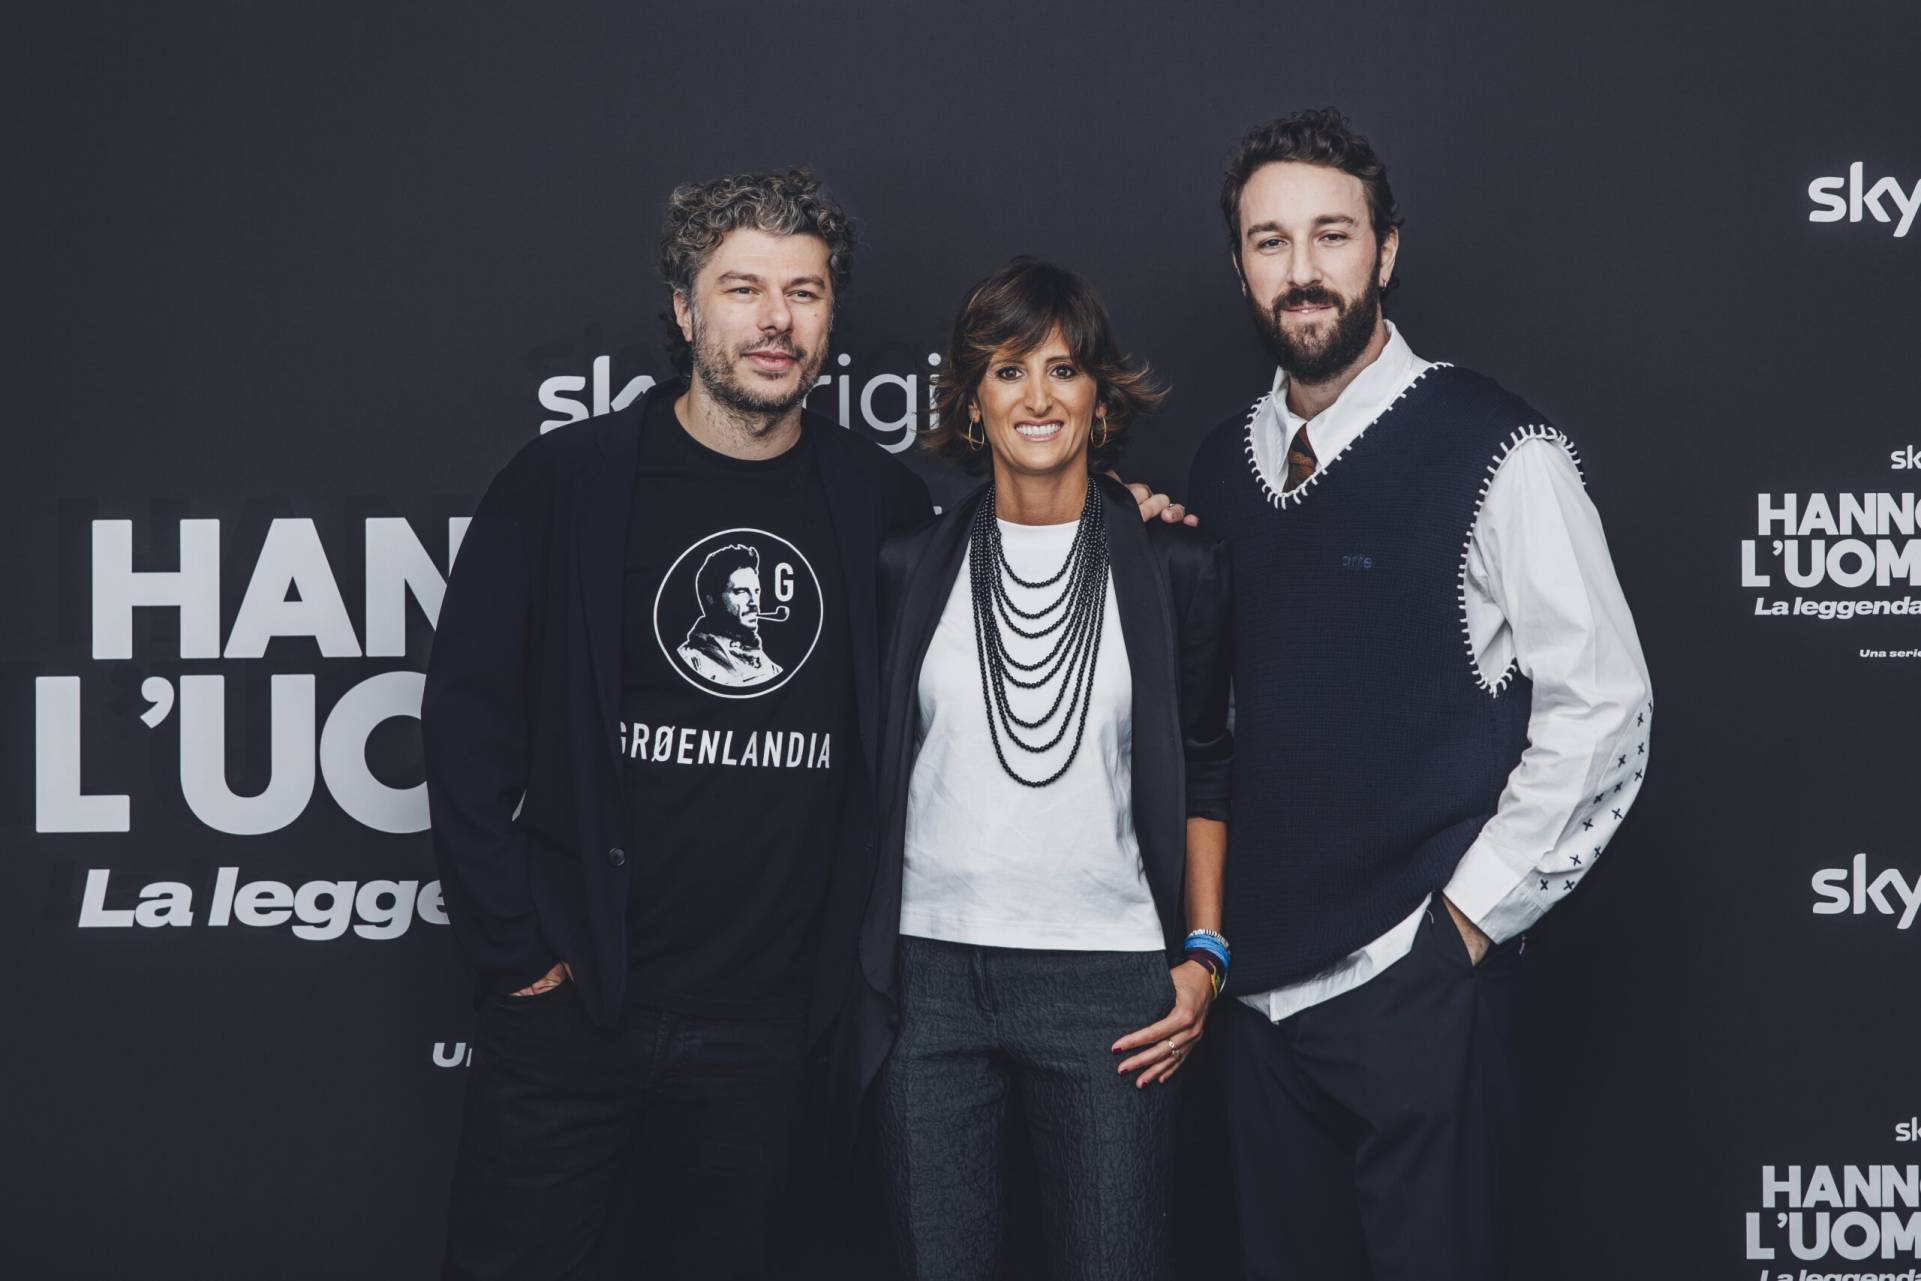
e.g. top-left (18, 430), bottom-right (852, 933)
top-left (442, 982), bottom-right (808, 1281)
top-left (877, 937), bottom-right (1177, 1281)
top-left (1223, 893), bottom-right (1523, 1281)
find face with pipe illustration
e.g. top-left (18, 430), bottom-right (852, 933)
top-left (719, 566), bottom-right (762, 634)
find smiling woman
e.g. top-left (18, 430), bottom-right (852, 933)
top-left (923, 256), bottom-right (1164, 477)
top-left (856, 256), bottom-right (1235, 1281)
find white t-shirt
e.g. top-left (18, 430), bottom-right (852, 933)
top-left (898, 517), bottom-right (1165, 952)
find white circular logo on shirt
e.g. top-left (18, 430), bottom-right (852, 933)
top-left (653, 528), bottom-right (823, 700)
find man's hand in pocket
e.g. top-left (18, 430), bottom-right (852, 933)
top-left (511, 961), bottom-right (572, 997)
top-left (1440, 896), bottom-right (1492, 966)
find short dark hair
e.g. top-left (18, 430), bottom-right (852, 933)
top-left (657, 167), bottom-right (857, 376)
top-left (694, 543), bottom-right (760, 613)
top-left (1220, 108), bottom-right (1402, 262)
top-left (924, 257), bottom-right (1165, 473)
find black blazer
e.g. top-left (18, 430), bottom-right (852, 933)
top-left (832, 474), bottom-right (1233, 1136)
top-left (421, 386), bottom-right (931, 1043)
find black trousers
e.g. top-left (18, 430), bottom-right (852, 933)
top-left (1223, 895), bottom-right (1522, 1281)
top-left (876, 936), bottom-right (1177, 1281)
top-left (441, 982), bottom-right (808, 1281)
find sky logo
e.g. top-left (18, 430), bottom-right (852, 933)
top-left (1810, 853), bottom-right (1921, 930)
top-left (1808, 163), bottom-right (1921, 238)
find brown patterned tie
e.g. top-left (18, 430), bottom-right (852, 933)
top-left (1284, 423), bottom-right (1317, 493)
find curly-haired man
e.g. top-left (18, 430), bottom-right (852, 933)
top-left (1189, 110), bottom-right (1653, 1280)
top-left (423, 167), bottom-right (925, 1279)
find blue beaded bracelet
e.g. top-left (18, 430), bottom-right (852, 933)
top-left (1183, 930), bottom-right (1230, 973)
top-left (1186, 928), bottom-right (1229, 949)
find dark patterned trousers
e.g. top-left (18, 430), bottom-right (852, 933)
top-left (877, 936), bottom-right (1177, 1281)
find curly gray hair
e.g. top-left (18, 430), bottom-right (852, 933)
top-left (658, 167), bottom-right (856, 375)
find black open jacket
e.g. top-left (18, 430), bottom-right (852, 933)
top-left (830, 475), bottom-right (1233, 1140)
top-left (421, 386), bottom-right (930, 1046)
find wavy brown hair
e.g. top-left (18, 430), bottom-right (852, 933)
top-left (1220, 107), bottom-right (1402, 264)
top-left (657, 167), bottom-right (857, 377)
top-left (924, 257), bottom-right (1165, 474)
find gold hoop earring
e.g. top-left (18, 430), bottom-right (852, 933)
top-left (963, 415), bottom-right (984, 451)
top-left (1091, 415), bottom-right (1112, 449)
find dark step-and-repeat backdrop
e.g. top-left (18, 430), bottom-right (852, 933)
top-left (4, 3), bottom-right (1917, 1277)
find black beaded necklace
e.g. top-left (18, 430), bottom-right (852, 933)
top-left (968, 482), bottom-right (1110, 787)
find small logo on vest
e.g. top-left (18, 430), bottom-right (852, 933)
top-left (1339, 553), bottom-right (1375, 570)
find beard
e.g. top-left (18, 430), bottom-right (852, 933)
top-left (688, 309), bottom-right (825, 426)
top-left (1246, 264), bottom-right (1383, 387)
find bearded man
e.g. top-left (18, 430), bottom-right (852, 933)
top-left (423, 168), bottom-right (924, 1280)
top-left (1187, 110), bottom-right (1653, 1281)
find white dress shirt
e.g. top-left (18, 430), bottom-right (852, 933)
top-left (1239, 322), bottom-right (1653, 1022)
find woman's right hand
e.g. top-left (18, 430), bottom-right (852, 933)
top-left (1111, 959), bottom-right (1215, 1087)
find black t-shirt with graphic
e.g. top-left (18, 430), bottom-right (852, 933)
top-left (619, 390), bottom-right (852, 1018)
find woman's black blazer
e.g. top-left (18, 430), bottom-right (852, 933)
top-left (830, 473), bottom-right (1233, 1138)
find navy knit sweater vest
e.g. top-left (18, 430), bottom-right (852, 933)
top-left (1188, 363), bottom-right (1579, 992)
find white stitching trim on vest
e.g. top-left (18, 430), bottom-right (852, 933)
top-left (1241, 362), bottom-right (1455, 510)
top-left (1462, 424), bottom-right (1586, 695)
